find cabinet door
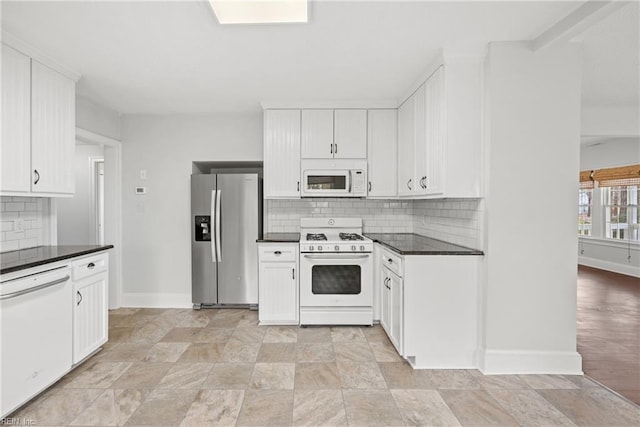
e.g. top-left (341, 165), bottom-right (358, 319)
top-left (301, 109), bottom-right (333, 159)
top-left (413, 84), bottom-right (428, 196)
top-left (334, 109), bottom-right (367, 159)
top-left (380, 268), bottom-right (390, 334)
top-left (31, 60), bottom-right (75, 194)
top-left (424, 67), bottom-right (445, 196)
top-left (264, 110), bottom-right (301, 198)
top-left (259, 261), bottom-right (298, 324)
top-left (389, 271), bottom-right (403, 354)
top-left (1, 44), bottom-right (31, 193)
top-left (397, 97), bottom-right (415, 196)
top-left (73, 272), bottom-right (108, 363)
top-left (367, 110), bottom-right (397, 197)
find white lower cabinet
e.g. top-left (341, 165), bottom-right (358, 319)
top-left (72, 252), bottom-right (109, 364)
top-left (379, 246), bottom-right (404, 355)
top-left (376, 243), bottom-right (479, 369)
top-left (258, 244), bottom-right (299, 325)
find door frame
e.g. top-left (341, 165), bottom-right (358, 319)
top-left (76, 128), bottom-right (123, 309)
top-left (89, 157), bottom-right (105, 245)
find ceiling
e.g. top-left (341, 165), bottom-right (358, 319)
top-left (1, 1), bottom-right (635, 115)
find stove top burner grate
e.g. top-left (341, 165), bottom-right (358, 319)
top-left (306, 233), bottom-right (328, 241)
top-left (339, 232), bottom-right (364, 241)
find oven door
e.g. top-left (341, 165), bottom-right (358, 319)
top-left (301, 169), bottom-right (351, 197)
top-left (300, 253), bottom-right (373, 307)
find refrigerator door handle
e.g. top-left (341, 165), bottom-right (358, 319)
top-left (210, 190), bottom-right (217, 263)
top-left (215, 189), bottom-right (222, 262)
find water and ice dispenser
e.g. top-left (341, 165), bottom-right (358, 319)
top-left (194, 215), bottom-right (211, 241)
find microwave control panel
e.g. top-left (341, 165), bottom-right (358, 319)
top-left (352, 170), bottom-right (366, 194)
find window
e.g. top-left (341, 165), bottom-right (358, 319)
top-left (603, 184), bottom-right (639, 242)
top-left (578, 165), bottom-right (640, 243)
top-left (578, 187), bottom-right (593, 236)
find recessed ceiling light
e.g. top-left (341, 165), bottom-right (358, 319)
top-left (208, 0), bottom-right (308, 25)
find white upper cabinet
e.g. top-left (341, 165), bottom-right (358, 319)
top-left (301, 109), bottom-right (367, 159)
top-left (333, 109), bottom-right (367, 159)
top-left (397, 61), bottom-right (482, 199)
top-left (31, 61), bottom-right (75, 195)
top-left (264, 110), bottom-right (301, 199)
top-left (1, 44), bottom-right (31, 193)
top-left (414, 67), bottom-right (444, 197)
top-left (367, 109), bottom-right (397, 198)
top-left (397, 96), bottom-right (415, 197)
top-left (301, 109), bottom-right (333, 158)
top-left (0, 42), bottom-right (76, 197)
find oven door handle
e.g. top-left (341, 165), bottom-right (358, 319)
top-left (303, 254), bottom-right (370, 260)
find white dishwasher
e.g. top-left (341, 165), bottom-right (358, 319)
top-left (0, 265), bottom-right (73, 418)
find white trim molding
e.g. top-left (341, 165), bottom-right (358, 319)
top-left (579, 256), bottom-right (640, 278)
top-left (478, 348), bottom-right (583, 375)
top-left (121, 293), bottom-right (192, 309)
top-left (76, 127), bottom-right (123, 309)
top-left (1, 31), bottom-right (81, 82)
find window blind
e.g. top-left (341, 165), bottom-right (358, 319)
top-left (580, 164), bottom-right (640, 188)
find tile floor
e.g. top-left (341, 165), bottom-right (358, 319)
top-left (6, 308), bottom-right (640, 426)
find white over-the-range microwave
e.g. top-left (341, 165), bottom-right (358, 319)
top-left (300, 159), bottom-right (367, 198)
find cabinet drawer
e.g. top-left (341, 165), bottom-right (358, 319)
top-left (259, 245), bottom-right (298, 262)
top-left (380, 247), bottom-right (403, 277)
top-left (72, 253), bottom-right (108, 280)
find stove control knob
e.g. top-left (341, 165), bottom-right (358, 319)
top-left (334, 245), bottom-right (340, 251)
top-left (318, 245), bottom-right (323, 251)
top-left (360, 245), bottom-right (365, 251)
top-left (351, 245), bottom-right (356, 251)
top-left (309, 246), bottom-right (314, 251)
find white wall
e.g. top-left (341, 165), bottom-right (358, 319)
top-left (57, 144), bottom-right (104, 245)
top-left (479, 42), bottom-right (583, 374)
top-left (581, 104), bottom-right (640, 137)
top-left (76, 96), bottom-right (122, 140)
top-left (580, 137), bottom-right (640, 170)
top-left (120, 113), bottom-right (262, 307)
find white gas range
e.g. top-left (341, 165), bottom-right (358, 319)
top-left (299, 218), bottom-right (373, 326)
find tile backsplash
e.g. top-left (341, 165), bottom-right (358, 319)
top-left (412, 199), bottom-right (483, 249)
top-left (265, 199), bottom-right (413, 234)
top-left (0, 196), bottom-right (47, 252)
top-left (265, 197), bottom-right (483, 249)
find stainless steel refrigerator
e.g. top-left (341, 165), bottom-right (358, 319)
top-left (191, 173), bottom-right (261, 308)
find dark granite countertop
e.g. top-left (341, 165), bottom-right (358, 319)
top-left (1, 245), bottom-right (114, 275)
top-left (257, 233), bottom-right (300, 243)
top-left (365, 233), bottom-right (483, 256)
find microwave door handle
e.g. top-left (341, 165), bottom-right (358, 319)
top-left (348, 170), bottom-right (352, 193)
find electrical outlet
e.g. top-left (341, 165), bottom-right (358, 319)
top-left (423, 215), bottom-right (427, 225)
top-left (140, 169), bottom-right (147, 180)
top-left (14, 218), bottom-right (24, 232)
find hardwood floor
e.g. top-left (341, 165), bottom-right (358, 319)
top-left (577, 265), bottom-right (640, 405)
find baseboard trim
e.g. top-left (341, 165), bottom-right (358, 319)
top-left (121, 292), bottom-right (192, 308)
top-left (578, 256), bottom-right (640, 278)
top-left (478, 348), bottom-right (583, 375)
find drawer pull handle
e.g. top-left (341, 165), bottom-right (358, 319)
top-left (87, 262), bottom-right (96, 269)
top-left (274, 251), bottom-right (282, 255)
top-left (77, 290), bottom-right (83, 306)
top-left (387, 258), bottom-right (393, 263)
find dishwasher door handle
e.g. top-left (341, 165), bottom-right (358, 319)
top-left (0, 275), bottom-right (70, 301)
